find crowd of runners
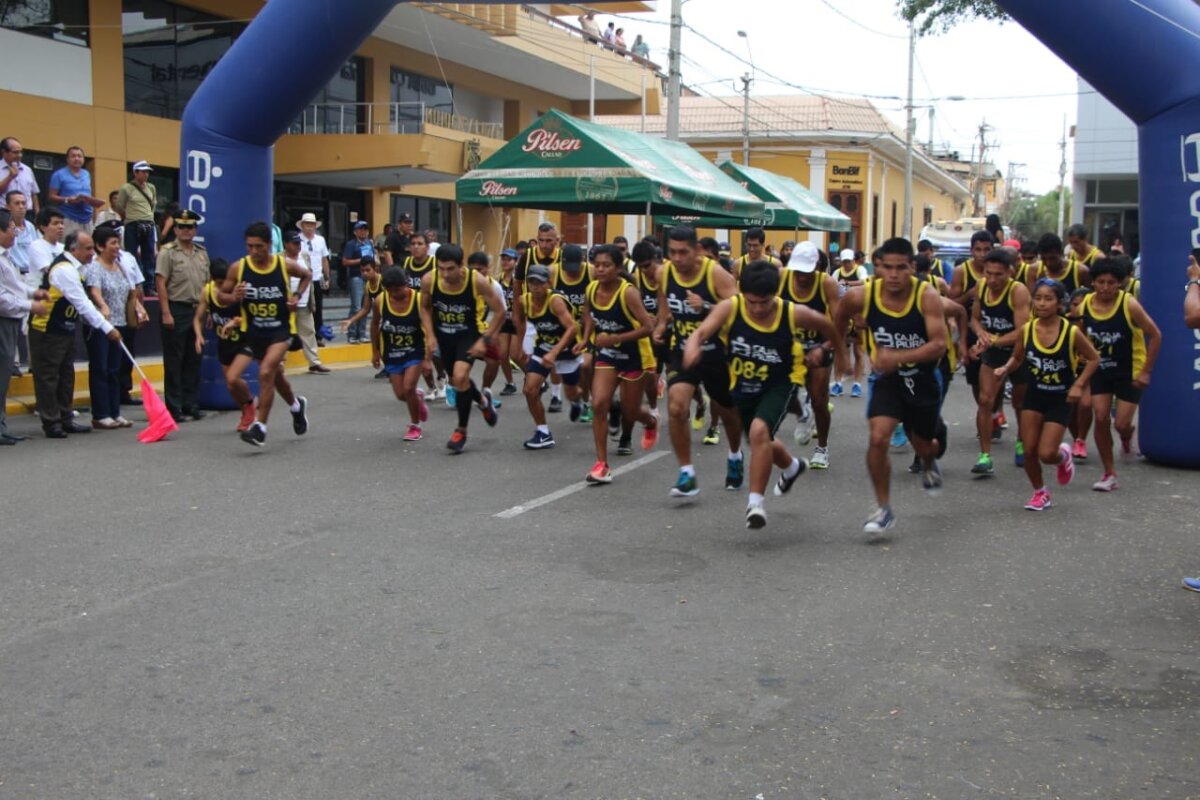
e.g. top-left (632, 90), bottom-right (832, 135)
top-left (187, 219), bottom-right (1172, 536)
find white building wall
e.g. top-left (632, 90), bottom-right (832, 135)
top-left (0, 29), bottom-right (92, 105)
top-left (1074, 77), bottom-right (1138, 178)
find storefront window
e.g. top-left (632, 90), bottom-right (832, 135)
top-left (123, 0), bottom-right (246, 119)
top-left (0, 0), bottom-right (89, 46)
top-left (291, 58), bottom-right (366, 133)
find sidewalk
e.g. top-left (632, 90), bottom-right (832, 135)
top-left (6, 294), bottom-right (372, 417)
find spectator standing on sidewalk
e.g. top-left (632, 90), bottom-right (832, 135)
top-left (115, 161), bottom-right (158, 295)
top-left (0, 137), bottom-right (38, 212)
top-left (342, 220), bottom-right (376, 343)
top-left (286, 230), bottom-right (331, 374)
top-left (0, 208), bottom-right (49, 444)
top-left (156, 209), bottom-right (209, 422)
top-left (296, 212), bottom-right (330, 341)
top-left (48, 147), bottom-right (103, 237)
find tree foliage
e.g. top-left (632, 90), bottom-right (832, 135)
top-left (897, 0), bottom-right (1006, 34)
top-left (1005, 188), bottom-right (1071, 239)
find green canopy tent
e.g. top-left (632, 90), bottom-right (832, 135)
top-left (654, 160), bottom-right (851, 232)
top-left (455, 110), bottom-right (765, 221)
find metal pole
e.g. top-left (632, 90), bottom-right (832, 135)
top-left (588, 56), bottom-right (596, 251)
top-left (901, 20), bottom-right (915, 240)
top-left (666, 0), bottom-right (682, 141)
top-left (641, 71), bottom-right (647, 134)
top-left (741, 72), bottom-right (751, 166)
top-left (927, 106), bottom-right (934, 152)
top-left (1057, 115), bottom-right (1067, 239)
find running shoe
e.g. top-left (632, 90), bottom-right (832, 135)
top-left (479, 388), bottom-right (499, 427)
top-left (616, 436), bottom-right (633, 456)
top-left (579, 403), bottom-right (593, 423)
top-left (1120, 427), bottom-right (1136, 461)
top-left (444, 385), bottom-right (457, 408)
top-left (863, 505), bottom-right (896, 534)
top-left (291, 396), bottom-right (309, 436)
top-left (586, 460), bottom-right (612, 484)
top-left (403, 423), bottom-right (423, 442)
top-left (921, 460), bottom-right (943, 497)
top-left (670, 470), bottom-right (699, 498)
top-left (500, 383), bottom-right (517, 396)
top-left (995, 411), bottom-right (1008, 430)
top-left (523, 429), bottom-right (555, 450)
top-left (907, 454), bottom-right (922, 474)
top-left (1056, 443), bottom-right (1075, 486)
top-left (569, 399), bottom-right (583, 422)
top-left (548, 396), bottom-right (563, 414)
top-left (1014, 441), bottom-right (1025, 468)
top-left (725, 454), bottom-right (745, 490)
top-left (793, 416), bottom-right (813, 446)
top-left (773, 457), bottom-right (808, 496)
top-left (426, 384), bottom-right (443, 401)
top-left (745, 503), bottom-right (767, 529)
top-left (890, 426), bottom-right (908, 450)
top-left (830, 383), bottom-right (844, 398)
top-left (240, 421), bottom-right (266, 448)
top-left (692, 394), bottom-right (707, 430)
top-left (1072, 438), bottom-right (1088, 460)
top-left (1092, 473), bottom-right (1118, 492)
top-left (703, 425), bottom-right (720, 446)
top-left (236, 401), bottom-right (257, 433)
top-left (1024, 488), bottom-right (1052, 511)
top-left (446, 429), bottom-right (467, 454)
top-left (491, 396), bottom-right (502, 409)
top-left (417, 388), bottom-right (429, 423)
top-left (1003, 380), bottom-right (1013, 401)
top-left (811, 446), bottom-right (829, 470)
top-left (641, 416), bottom-right (658, 451)
top-left (1182, 576), bottom-right (1200, 593)
top-left (971, 452), bottom-right (995, 476)
top-left (850, 382), bottom-right (863, 398)
top-left (374, 368), bottom-right (388, 380)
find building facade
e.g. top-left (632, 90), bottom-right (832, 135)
top-left (1073, 77), bottom-right (1139, 254)
top-left (599, 95), bottom-right (970, 256)
top-left (0, 0), bottom-right (658, 264)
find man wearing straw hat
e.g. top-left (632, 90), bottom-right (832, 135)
top-left (295, 212), bottom-right (329, 341)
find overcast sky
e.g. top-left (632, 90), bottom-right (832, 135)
top-left (598, 0), bottom-right (1089, 195)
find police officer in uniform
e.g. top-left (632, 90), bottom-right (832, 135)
top-left (156, 209), bottom-right (209, 421)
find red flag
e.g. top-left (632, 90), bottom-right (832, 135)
top-left (120, 341), bottom-right (178, 444)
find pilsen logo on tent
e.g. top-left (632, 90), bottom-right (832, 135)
top-left (658, 184), bottom-right (674, 202)
top-left (479, 180), bottom-right (519, 198)
top-left (522, 119), bottom-right (583, 160)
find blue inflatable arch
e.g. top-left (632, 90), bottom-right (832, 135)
top-left (182, 0), bottom-right (1200, 466)
top-left (996, 0), bottom-right (1200, 467)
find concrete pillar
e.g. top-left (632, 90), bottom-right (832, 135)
top-left (807, 148), bottom-right (827, 250)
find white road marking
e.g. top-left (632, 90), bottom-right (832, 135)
top-left (494, 451), bottom-right (670, 518)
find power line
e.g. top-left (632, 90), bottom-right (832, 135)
top-left (814, 0), bottom-right (909, 39)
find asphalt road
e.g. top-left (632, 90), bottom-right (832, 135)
top-left (1, 364), bottom-right (1198, 800)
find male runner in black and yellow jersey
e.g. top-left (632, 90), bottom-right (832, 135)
top-left (372, 266), bottom-right (433, 442)
top-left (192, 257), bottom-right (256, 433)
top-left (778, 241), bottom-right (840, 468)
top-left (1080, 258), bottom-right (1161, 491)
top-left (512, 264), bottom-right (580, 450)
top-left (402, 231), bottom-right (445, 395)
top-left (1037, 232), bottom-right (1089, 294)
top-left (1066, 223), bottom-right (1104, 274)
top-left (653, 226), bottom-right (744, 498)
top-left (420, 243), bottom-right (506, 454)
top-left (917, 239), bottom-right (946, 280)
top-left (218, 223), bottom-right (312, 448)
top-left (685, 260), bottom-right (837, 528)
top-left (969, 248), bottom-right (1031, 476)
top-left (948, 230), bottom-right (992, 400)
top-left (517, 222), bottom-right (562, 288)
top-left (835, 237), bottom-right (948, 535)
top-left (731, 227), bottom-right (782, 282)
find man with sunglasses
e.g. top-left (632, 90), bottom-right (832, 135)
top-left (156, 209), bottom-right (210, 421)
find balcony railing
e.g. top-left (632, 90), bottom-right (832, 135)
top-left (289, 102), bottom-right (503, 139)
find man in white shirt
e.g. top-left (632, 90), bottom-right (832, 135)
top-left (28, 231), bottom-right (120, 437)
top-left (296, 213), bottom-right (330, 343)
top-left (285, 230), bottom-right (330, 374)
top-left (0, 138), bottom-right (39, 212)
top-left (0, 208), bottom-right (49, 443)
top-left (28, 206), bottom-right (66, 289)
top-left (578, 11), bottom-right (601, 42)
top-left (5, 190), bottom-right (39, 280)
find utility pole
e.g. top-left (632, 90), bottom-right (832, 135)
top-left (902, 19), bottom-right (916, 239)
top-left (1057, 116), bottom-right (1068, 239)
top-left (972, 120), bottom-right (991, 217)
top-left (741, 72), bottom-right (752, 166)
top-left (927, 106), bottom-right (935, 152)
top-left (666, 0), bottom-right (682, 141)
top-left (588, 56), bottom-right (595, 251)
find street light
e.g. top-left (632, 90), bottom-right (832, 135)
top-left (737, 30), bottom-right (753, 166)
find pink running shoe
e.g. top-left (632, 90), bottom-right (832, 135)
top-left (417, 388), bottom-right (429, 423)
top-left (1056, 443), bottom-right (1075, 486)
top-left (1024, 488), bottom-right (1052, 511)
top-left (1071, 438), bottom-right (1088, 460)
top-left (403, 423), bottom-right (423, 442)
